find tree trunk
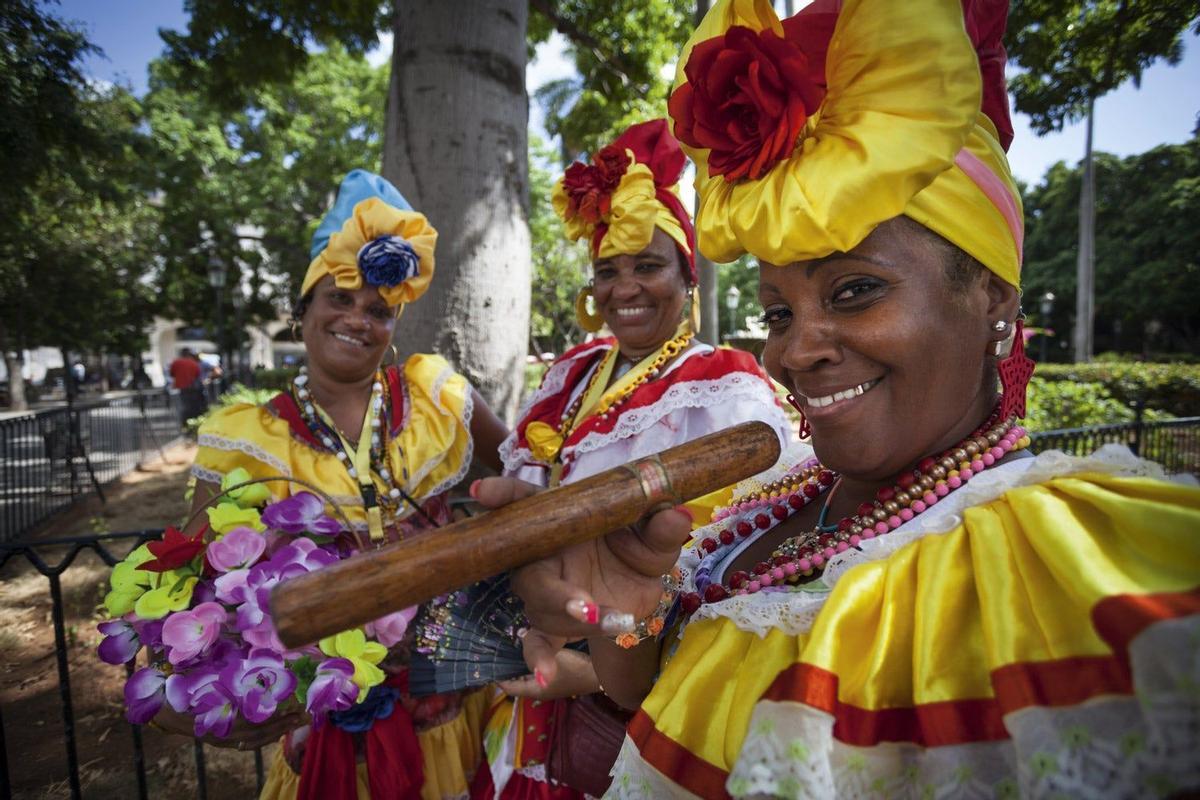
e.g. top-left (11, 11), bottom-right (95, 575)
top-left (1073, 97), bottom-right (1096, 363)
top-left (383, 0), bottom-right (531, 422)
top-left (2, 349), bottom-right (28, 411)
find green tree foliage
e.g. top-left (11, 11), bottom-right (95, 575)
top-left (1021, 135), bottom-right (1200, 356)
top-left (527, 137), bottom-right (589, 356)
top-left (530, 0), bottom-right (694, 159)
top-left (1006, 0), bottom-right (1200, 131)
top-left (143, 47), bottom-right (386, 336)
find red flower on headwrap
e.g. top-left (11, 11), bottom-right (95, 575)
top-left (561, 146), bottom-right (631, 224)
top-left (669, 25), bottom-right (824, 183)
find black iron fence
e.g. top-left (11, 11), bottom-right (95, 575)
top-left (0, 390), bottom-right (183, 543)
top-left (0, 530), bottom-right (264, 800)
top-left (1030, 416), bottom-right (1200, 476)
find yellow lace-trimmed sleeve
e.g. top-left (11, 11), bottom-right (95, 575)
top-left (396, 353), bottom-right (474, 502)
top-left (193, 403), bottom-right (295, 496)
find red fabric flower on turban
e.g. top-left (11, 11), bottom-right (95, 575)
top-left (561, 146), bottom-right (631, 224)
top-left (669, 24), bottom-right (824, 183)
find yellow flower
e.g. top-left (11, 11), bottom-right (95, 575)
top-left (207, 502), bottom-right (265, 535)
top-left (319, 629), bottom-right (388, 701)
top-left (103, 544), bottom-right (155, 616)
top-left (221, 468), bottom-right (273, 509)
top-left (133, 573), bottom-right (198, 620)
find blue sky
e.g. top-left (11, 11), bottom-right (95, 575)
top-left (58, 0), bottom-right (1200, 187)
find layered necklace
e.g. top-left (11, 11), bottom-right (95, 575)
top-left (537, 325), bottom-right (693, 486)
top-left (291, 368), bottom-right (429, 541)
top-left (680, 409), bottom-right (1030, 614)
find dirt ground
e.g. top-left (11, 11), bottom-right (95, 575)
top-left (1, 442), bottom-right (276, 799)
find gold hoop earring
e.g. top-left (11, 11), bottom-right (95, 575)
top-left (575, 286), bottom-right (604, 333)
top-left (688, 288), bottom-right (701, 335)
top-left (289, 319), bottom-right (302, 343)
top-left (382, 344), bottom-right (399, 367)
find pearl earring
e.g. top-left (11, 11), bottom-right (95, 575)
top-left (992, 320), bottom-right (1008, 332)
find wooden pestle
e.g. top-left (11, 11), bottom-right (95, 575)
top-left (271, 420), bottom-right (781, 648)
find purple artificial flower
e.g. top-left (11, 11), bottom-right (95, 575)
top-left (133, 618), bottom-right (165, 653)
top-left (232, 648), bottom-right (297, 723)
top-left (124, 667), bottom-right (166, 724)
top-left (365, 606), bottom-right (418, 648)
top-left (98, 619), bottom-right (140, 665)
top-left (305, 658), bottom-right (359, 720)
top-left (261, 492), bottom-right (342, 536)
top-left (357, 234), bottom-right (419, 288)
top-left (165, 664), bottom-right (241, 738)
top-left (206, 526), bottom-right (267, 572)
top-left (161, 602), bottom-right (227, 665)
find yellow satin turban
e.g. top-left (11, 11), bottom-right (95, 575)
top-left (552, 119), bottom-right (699, 282)
top-left (302, 169), bottom-right (437, 307)
top-left (669, 0), bottom-right (1024, 287)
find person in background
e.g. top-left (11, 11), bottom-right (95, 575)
top-left (168, 347), bottom-right (206, 428)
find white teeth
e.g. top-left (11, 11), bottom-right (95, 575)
top-left (333, 333), bottom-right (365, 347)
top-left (615, 307), bottom-right (650, 317)
top-left (802, 379), bottom-right (879, 408)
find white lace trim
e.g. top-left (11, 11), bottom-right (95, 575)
top-left (684, 444), bottom-right (1178, 639)
top-left (608, 736), bottom-right (703, 800)
top-left (563, 371), bottom-right (782, 461)
top-left (190, 464), bottom-right (225, 485)
top-left (515, 762), bottom-right (549, 782)
top-left (197, 432), bottom-right (291, 475)
top-left (726, 614), bottom-right (1200, 799)
top-left (499, 347), bottom-right (600, 473)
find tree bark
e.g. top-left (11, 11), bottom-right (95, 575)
top-left (383, 0), bottom-right (531, 422)
top-left (1073, 97), bottom-right (1096, 363)
top-left (2, 349), bottom-right (28, 411)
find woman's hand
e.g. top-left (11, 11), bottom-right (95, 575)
top-left (473, 477), bottom-right (690, 686)
top-left (497, 648), bottom-right (600, 700)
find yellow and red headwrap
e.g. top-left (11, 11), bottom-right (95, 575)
top-left (552, 119), bottom-right (698, 283)
top-left (302, 169), bottom-right (437, 307)
top-left (668, 0), bottom-right (1023, 287)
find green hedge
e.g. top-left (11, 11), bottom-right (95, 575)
top-left (253, 367), bottom-right (300, 391)
top-left (1034, 363), bottom-right (1200, 418)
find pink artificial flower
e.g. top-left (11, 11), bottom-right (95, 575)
top-left (206, 526), bottom-right (266, 573)
top-left (365, 606), bottom-right (418, 648)
top-left (161, 602), bottom-right (227, 665)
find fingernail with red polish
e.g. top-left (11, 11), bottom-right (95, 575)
top-left (469, 479), bottom-right (481, 499)
top-left (582, 602), bottom-right (599, 625)
top-left (673, 504), bottom-right (694, 522)
top-left (535, 669), bottom-right (548, 688)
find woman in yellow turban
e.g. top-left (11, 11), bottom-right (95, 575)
top-left (166, 169), bottom-right (510, 800)
top-left (474, 1), bottom-right (1200, 797)
top-left (475, 120), bottom-right (793, 799)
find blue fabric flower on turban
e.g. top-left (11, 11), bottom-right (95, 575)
top-left (357, 235), bottom-right (420, 288)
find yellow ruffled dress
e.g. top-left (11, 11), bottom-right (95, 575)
top-left (194, 353), bottom-right (487, 800)
top-left (609, 447), bottom-right (1200, 798)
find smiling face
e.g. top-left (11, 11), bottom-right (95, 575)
top-left (759, 217), bottom-right (1019, 482)
top-left (300, 276), bottom-right (397, 384)
top-left (591, 228), bottom-right (690, 358)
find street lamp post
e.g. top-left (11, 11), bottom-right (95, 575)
top-left (1039, 292), bottom-right (1055, 364)
top-left (207, 254), bottom-right (228, 392)
top-left (724, 284), bottom-right (741, 343)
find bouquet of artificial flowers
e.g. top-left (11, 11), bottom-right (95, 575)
top-left (97, 470), bottom-right (416, 738)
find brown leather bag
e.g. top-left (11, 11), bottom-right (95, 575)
top-left (546, 692), bottom-right (634, 797)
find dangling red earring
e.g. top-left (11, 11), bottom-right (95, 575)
top-left (785, 394), bottom-right (812, 439)
top-left (998, 319), bottom-right (1035, 420)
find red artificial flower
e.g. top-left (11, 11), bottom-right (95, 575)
top-left (561, 146), bottom-right (630, 224)
top-left (139, 525), bottom-right (206, 573)
top-left (669, 25), bottom-right (825, 183)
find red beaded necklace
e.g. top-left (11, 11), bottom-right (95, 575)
top-left (680, 409), bottom-right (1030, 614)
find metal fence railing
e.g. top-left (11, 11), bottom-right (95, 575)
top-left (1030, 416), bottom-right (1200, 476)
top-left (0, 390), bottom-right (183, 542)
top-left (0, 530), bottom-right (265, 800)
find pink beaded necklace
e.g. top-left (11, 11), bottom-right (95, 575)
top-left (680, 409), bottom-right (1030, 614)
